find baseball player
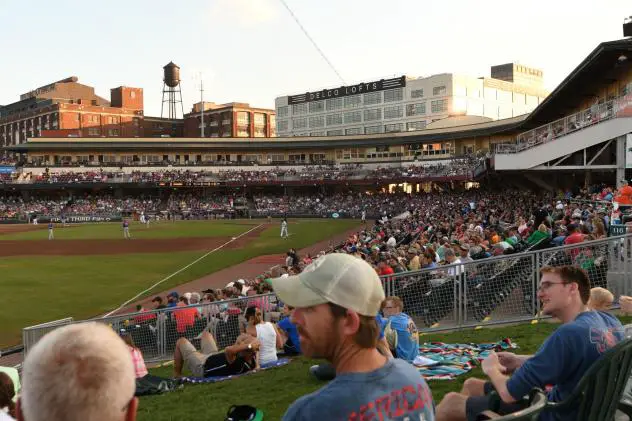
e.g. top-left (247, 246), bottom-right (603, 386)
top-left (280, 218), bottom-right (289, 239)
top-left (123, 219), bottom-right (131, 239)
top-left (139, 212), bottom-right (146, 225)
top-left (361, 209), bottom-right (366, 223)
top-left (48, 221), bottom-right (54, 240)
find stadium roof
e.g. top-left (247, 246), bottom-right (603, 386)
top-left (523, 38), bottom-right (632, 127)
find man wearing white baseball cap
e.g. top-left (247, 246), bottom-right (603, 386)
top-left (271, 253), bottom-right (435, 421)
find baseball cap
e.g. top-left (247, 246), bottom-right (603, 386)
top-left (270, 253), bottom-right (385, 317)
top-left (168, 291), bottom-right (179, 299)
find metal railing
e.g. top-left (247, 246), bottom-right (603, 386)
top-left (20, 234), bottom-right (632, 363)
top-left (495, 95), bottom-right (630, 154)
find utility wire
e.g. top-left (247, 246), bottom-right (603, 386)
top-left (278, 0), bottom-right (346, 84)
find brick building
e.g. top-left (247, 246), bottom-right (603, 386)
top-left (0, 77), bottom-right (145, 153)
top-left (183, 102), bottom-right (275, 138)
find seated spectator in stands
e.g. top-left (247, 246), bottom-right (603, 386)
top-left (132, 305), bottom-right (156, 324)
top-left (166, 291), bottom-right (179, 307)
top-left (563, 223), bottom-right (584, 246)
top-left (245, 307), bottom-right (281, 365)
top-left (121, 332), bottom-right (148, 379)
top-left (151, 296), bottom-right (166, 310)
top-left (379, 296), bottom-right (419, 363)
top-left (435, 266), bottom-right (623, 421)
top-left (527, 223), bottom-right (550, 246)
top-left (173, 331), bottom-right (260, 378)
top-left (270, 253), bottom-right (434, 421)
top-left (588, 287), bottom-right (614, 311)
top-left (173, 297), bottom-right (199, 334)
top-left (278, 305), bottom-right (301, 355)
top-left (0, 373), bottom-right (16, 419)
top-left (16, 322), bottom-right (138, 421)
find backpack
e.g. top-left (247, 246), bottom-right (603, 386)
top-left (135, 374), bottom-right (180, 396)
top-left (225, 405), bottom-right (264, 421)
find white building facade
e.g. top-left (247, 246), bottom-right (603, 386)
top-left (275, 64), bottom-right (548, 137)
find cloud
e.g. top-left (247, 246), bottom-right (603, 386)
top-left (209, 0), bottom-right (278, 26)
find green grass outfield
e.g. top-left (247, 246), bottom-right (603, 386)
top-left (0, 219), bottom-right (360, 348)
top-left (138, 317), bottom-right (632, 421)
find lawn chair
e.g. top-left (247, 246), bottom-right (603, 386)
top-left (476, 388), bottom-right (547, 420)
top-left (544, 338), bottom-right (632, 421)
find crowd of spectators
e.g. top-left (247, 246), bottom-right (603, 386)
top-left (0, 193), bottom-right (241, 220)
top-left (0, 157), bottom-right (487, 185)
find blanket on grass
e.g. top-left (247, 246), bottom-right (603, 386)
top-left (177, 358), bottom-right (290, 384)
top-left (414, 338), bottom-right (517, 381)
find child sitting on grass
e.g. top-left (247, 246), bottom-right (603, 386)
top-left (588, 287), bottom-right (614, 311)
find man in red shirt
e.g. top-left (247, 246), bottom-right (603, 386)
top-left (563, 224), bottom-right (584, 246)
top-left (378, 260), bottom-right (394, 276)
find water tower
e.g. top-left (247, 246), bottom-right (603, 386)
top-left (161, 62), bottom-right (184, 119)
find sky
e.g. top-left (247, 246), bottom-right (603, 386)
top-left (0, 0), bottom-right (630, 117)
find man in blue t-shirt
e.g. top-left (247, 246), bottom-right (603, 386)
top-left (435, 265), bottom-right (623, 421)
top-left (271, 253), bottom-right (435, 421)
top-left (278, 305), bottom-right (301, 355)
top-left (380, 296), bottom-right (419, 363)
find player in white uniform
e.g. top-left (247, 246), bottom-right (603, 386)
top-left (361, 210), bottom-right (366, 223)
top-left (280, 218), bottom-right (289, 238)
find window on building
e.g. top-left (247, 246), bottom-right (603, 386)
top-left (292, 103), bottom-right (308, 115)
top-left (237, 111), bottom-right (250, 125)
top-left (289, 154), bottom-right (306, 162)
top-left (384, 123), bottom-right (404, 133)
top-left (345, 127), bottom-right (362, 135)
top-left (383, 105), bottom-right (403, 119)
top-left (327, 129), bottom-right (343, 136)
top-left (411, 89), bottom-right (424, 98)
top-left (433, 86), bottom-right (447, 96)
top-left (383, 88), bottom-right (403, 103)
top-left (309, 101), bottom-right (325, 113)
top-left (344, 96), bottom-right (362, 109)
top-left (310, 131), bottom-right (326, 136)
top-left (277, 120), bottom-right (289, 131)
top-left (406, 121), bottom-right (426, 131)
top-left (364, 125), bottom-right (382, 134)
top-left (277, 106), bottom-right (288, 118)
top-left (87, 128), bottom-right (100, 136)
top-left (254, 113), bottom-right (266, 125)
top-left (406, 103), bottom-right (426, 116)
top-left (309, 115), bottom-right (325, 128)
top-left (326, 113), bottom-right (343, 126)
top-left (431, 99), bottom-right (448, 113)
top-left (237, 128), bottom-right (249, 137)
top-left (108, 128), bottom-right (120, 136)
top-left (344, 111), bottom-right (362, 124)
top-left (364, 108), bottom-right (382, 121)
top-left (326, 98), bottom-right (343, 111)
top-left (130, 91), bottom-right (136, 99)
top-left (292, 117), bottom-right (307, 129)
top-left (364, 92), bottom-right (382, 105)
top-left (254, 127), bottom-right (266, 137)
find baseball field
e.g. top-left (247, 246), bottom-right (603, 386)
top-left (0, 218), bottom-right (362, 348)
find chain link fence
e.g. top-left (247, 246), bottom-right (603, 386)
top-left (21, 234), bottom-right (632, 363)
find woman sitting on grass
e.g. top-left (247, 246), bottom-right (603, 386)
top-left (121, 332), bottom-right (148, 379)
top-left (245, 306), bottom-right (283, 365)
top-left (0, 372), bottom-right (16, 419)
